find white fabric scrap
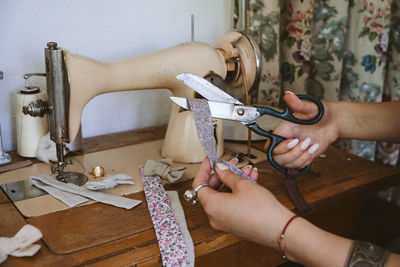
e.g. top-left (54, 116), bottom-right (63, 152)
top-left (30, 178), bottom-right (88, 207)
top-left (0, 224), bottom-right (42, 264)
top-left (30, 174), bottom-right (141, 209)
top-left (35, 132), bottom-right (60, 164)
top-left (85, 173), bottom-right (134, 190)
top-left (166, 191), bottom-right (194, 267)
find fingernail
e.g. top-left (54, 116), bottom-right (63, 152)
top-left (300, 138), bottom-right (311, 151)
top-left (308, 143), bottom-right (319, 155)
top-left (285, 91), bottom-right (296, 95)
top-left (216, 162), bottom-right (229, 171)
top-left (252, 167), bottom-right (258, 172)
top-left (231, 158), bottom-right (239, 164)
top-left (243, 164), bottom-right (252, 170)
top-left (287, 138), bottom-right (299, 149)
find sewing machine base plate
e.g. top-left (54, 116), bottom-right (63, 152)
top-left (1, 172), bottom-right (88, 202)
top-left (1, 179), bottom-right (47, 202)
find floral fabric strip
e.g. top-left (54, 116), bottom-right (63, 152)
top-left (140, 166), bottom-right (190, 267)
top-left (187, 98), bottom-right (255, 183)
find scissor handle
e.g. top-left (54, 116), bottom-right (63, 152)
top-left (255, 95), bottom-right (324, 125)
top-left (248, 124), bottom-right (311, 175)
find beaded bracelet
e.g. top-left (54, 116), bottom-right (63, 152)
top-left (277, 215), bottom-right (299, 259)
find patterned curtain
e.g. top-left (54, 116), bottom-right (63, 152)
top-left (234, 0), bottom-right (400, 201)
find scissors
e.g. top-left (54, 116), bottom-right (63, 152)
top-left (171, 73), bottom-right (324, 175)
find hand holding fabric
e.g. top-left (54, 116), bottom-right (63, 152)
top-left (193, 158), bottom-right (294, 249)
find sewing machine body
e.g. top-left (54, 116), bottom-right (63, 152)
top-left (64, 41), bottom-right (227, 164)
top-left (23, 31), bottom-right (261, 180)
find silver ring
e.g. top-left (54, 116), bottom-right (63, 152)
top-left (183, 183), bottom-right (209, 205)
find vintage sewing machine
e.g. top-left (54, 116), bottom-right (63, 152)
top-left (22, 31), bottom-right (261, 185)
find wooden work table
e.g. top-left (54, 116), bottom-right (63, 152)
top-left (1, 126), bottom-right (400, 266)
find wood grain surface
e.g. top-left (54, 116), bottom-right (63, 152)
top-left (1, 126), bottom-right (400, 266)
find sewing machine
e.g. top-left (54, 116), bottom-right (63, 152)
top-left (22, 31), bottom-right (261, 185)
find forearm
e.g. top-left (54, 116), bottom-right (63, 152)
top-left (259, 199), bottom-right (352, 266)
top-left (329, 101), bottom-right (400, 143)
top-left (277, 215), bottom-right (400, 267)
top-left (283, 217), bottom-right (352, 267)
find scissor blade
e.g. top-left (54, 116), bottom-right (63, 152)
top-left (170, 97), bottom-right (259, 123)
top-left (176, 73), bottom-right (243, 105)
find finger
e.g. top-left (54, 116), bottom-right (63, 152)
top-left (240, 165), bottom-right (259, 182)
top-left (219, 163), bottom-right (255, 191)
top-left (241, 164), bottom-right (253, 176)
top-left (284, 91), bottom-right (318, 120)
top-left (272, 138), bottom-right (299, 155)
top-left (208, 158), bottom-right (238, 189)
top-left (249, 167), bottom-right (258, 182)
top-left (273, 138), bottom-right (312, 168)
top-left (280, 142), bottom-right (319, 169)
top-left (193, 157), bottom-right (212, 188)
top-left (214, 162), bottom-right (243, 191)
top-left (191, 159), bottom-right (219, 204)
top-left (287, 149), bottom-right (314, 169)
top-left (299, 144), bottom-right (320, 168)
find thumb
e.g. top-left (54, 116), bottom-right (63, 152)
top-left (214, 162), bottom-right (243, 191)
top-left (284, 91), bottom-right (318, 120)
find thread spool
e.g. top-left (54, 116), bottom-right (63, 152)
top-left (15, 86), bottom-right (48, 158)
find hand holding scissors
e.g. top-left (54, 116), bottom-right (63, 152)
top-left (171, 73), bottom-right (324, 175)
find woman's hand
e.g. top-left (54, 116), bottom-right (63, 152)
top-left (193, 158), bottom-right (294, 248)
top-left (270, 92), bottom-right (340, 169)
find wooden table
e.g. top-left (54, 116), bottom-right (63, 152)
top-left (1, 126), bottom-right (400, 266)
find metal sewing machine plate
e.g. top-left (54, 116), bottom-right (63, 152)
top-left (1, 179), bottom-right (47, 202)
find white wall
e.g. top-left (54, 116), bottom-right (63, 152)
top-left (0, 0), bottom-right (232, 151)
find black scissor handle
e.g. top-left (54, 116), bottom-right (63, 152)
top-left (255, 95), bottom-right (324, 125)
top-left (248, 122), bottom-right (310, 175)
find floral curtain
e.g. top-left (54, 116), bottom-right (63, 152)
top-left (234, 0), bottom-right (400, 201)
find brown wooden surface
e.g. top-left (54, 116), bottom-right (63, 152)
top-left (1, 126), bottom-right (400, 266)
top-left (0, 159), bottom-right (33, 173)
top-left (82, 126), bottom-right (168, 154)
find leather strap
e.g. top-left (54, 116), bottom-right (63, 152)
top-left (285, 169), bottom-right (311, 213)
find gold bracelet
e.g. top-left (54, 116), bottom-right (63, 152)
top-left (276, 215), bottom-right (299, 259)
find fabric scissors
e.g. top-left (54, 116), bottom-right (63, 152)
top-left (171, 73), bottom-right (324, 175)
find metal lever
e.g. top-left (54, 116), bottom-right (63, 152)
top-left (23, 73), bottom-right (46, 80)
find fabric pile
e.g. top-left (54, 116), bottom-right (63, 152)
top-left (0, 225), bottom-right (42, 264)
top-left (30, 174), bottom-right (141, 209)
top-left (85, 173), bottom-right (134, 190)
